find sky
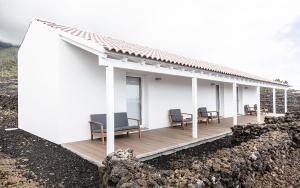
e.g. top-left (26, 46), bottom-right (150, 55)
top-left (0, 0), bottom-right (300, 89)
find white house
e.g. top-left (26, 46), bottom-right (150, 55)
top-left (18, 19), bottom-right (288, 155)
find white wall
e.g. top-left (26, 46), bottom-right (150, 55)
top-left (219, 83), bottom-right (225, 117)
top-left (197, 80), bottom-right (218, 112)
top-left (237, 85), bottom-right (244, 114)
top-left (143, 76), bottom-right (219, 129)
top-left (223, 83), bottom-right (234, 118)
top-left (18, 21), bottom-right (61, 143)
top-left (222, 84), bottom-right (257, 117)
top-left (242, 86), bottom-right (257, 114)
top-left (145, 74), bottom-right (192, 129)
top-left (19, 21), bottom-right (127, 144)
top-left (57, 42), bottom-right (127, 143)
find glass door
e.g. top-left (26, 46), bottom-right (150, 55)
top-left (126, 76), bottom-right (141, 125)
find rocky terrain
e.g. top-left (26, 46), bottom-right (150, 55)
top-left (0, 152), bottom-right (39, 188)
top-left (260, 87), bottom-right (300, 113)
top-left (0, 78), bottom-right (18, 129)
top-left (0, 77), bottom-right (100, 187)
top-left (0, 46), bottom-right (18, 129)
top-left (0, 129), bottom-right (100, 187)
top-left (101, 113), bottom-right (300, 188)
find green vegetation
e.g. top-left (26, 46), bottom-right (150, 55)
top-left (0, 47), bottom-right (18, 78)
top-left (274, 78), bottom-right (288, 85)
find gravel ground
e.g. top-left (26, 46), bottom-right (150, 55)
top-left (0, 152), bottom-right (40, 188)
top-left (1, 129), bottom-right (100, 187)
top-left (0, 77), bottom-right (17, 129)
top-left (0, 77), bottom-right (101, 187)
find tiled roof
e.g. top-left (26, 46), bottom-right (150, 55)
top-left (36, 19), bottom-right (283, 85)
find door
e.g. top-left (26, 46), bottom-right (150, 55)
top-left (216, 85), bottom-right (220, 113)
top-left (126, 76), bottom-right (142, 125)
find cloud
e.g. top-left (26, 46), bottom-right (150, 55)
top-left (277, 16), bottom-right (300, 50)
top-left (0, 0), bottom-right (300, 88)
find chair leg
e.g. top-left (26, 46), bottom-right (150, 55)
top-left (100, 128), bottom-right (105, 144)
top-left (91, 132), bottom-right (93, 140)
top-left (139, 128), bottom-right (141, 139)
top-left (127, 131), bottom-right (129, 137)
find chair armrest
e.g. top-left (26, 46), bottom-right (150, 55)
top-left (89, 121), bottom-right (103, 126)
top-left (181, 113), bottom-right (193, 119)
top-left (128, 118), bottom-right (141, 125)
top-left (181, 113), bottom-right (192, 116)
top-left (207, 111), bottom-right (219, 116)
top-left (89, 121), bottom-right (103, 131)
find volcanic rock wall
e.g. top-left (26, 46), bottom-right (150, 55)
top-left (260, 88), bottom-right (300, 113)
top-left (100, 113), bottom-right (300, 188)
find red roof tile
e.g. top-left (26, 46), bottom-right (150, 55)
top-left (36, 19), bottom-right (283, 85)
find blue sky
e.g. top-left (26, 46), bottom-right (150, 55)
top-left (0, 0), bottom-right (299, 89)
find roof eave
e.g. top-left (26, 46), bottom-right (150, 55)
top-left (58, 31), bottom-right (106, 56)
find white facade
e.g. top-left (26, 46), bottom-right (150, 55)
top-left (19, 20), bottom-right (288, 145)
top-left (18, 21), bottom-right (61, 143)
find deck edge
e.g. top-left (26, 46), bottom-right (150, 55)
top-left (137, 131), bottom-right (232, 161)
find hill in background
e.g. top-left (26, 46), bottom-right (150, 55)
top-left (0, 41), bottom-right (15, 49)
top-left (0, 41), bottom-right (18, 78)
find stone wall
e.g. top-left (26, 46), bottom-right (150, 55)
top-left (100, 113), bottom-right (300, 188)
top-left (260, 88), bottom-right (300, 113)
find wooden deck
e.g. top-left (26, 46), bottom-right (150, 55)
top-left (62, 115), bottom-right (264, 165)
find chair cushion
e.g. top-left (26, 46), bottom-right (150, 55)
top-left (90, 113), bottom-right (137, 132)
top-left (103, 125), bottom-right (140, 132)
top-left (91, 114), bottom-right (106, 126)
top-left (169, 109), bottom-right (182, 122)
top-left (198, 107), bottom-right (209, 117)
top-left (115, 112), bottom-right (129, 128)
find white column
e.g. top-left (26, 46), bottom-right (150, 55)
top-left (273, 88), bottom-right (276, 115)
top-left (106, 65), bottom-right (115, 155)
top-left (192, 77), bottom-right (198, 138)
top-left (284, 89), bottom-right (288, 113)
top-left (256, 86), bottom-right (261, 123)
top-left (232, 82), bottom-right (237, 125)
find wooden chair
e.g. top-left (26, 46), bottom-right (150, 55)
top-left (169, 109), bottom-right (192, 129)
top-left (198, 116), bottom-right (209, 125)
top-left (254, 104), bottom-right (258, 114)
top-left (89, 112), bottom-right (141, 144)
top-left (262, 107), bottom-right (269, 114)
top-left (244, 105), bottom-right (256, 115)
top-left (198, 107), bottom-right (220, 124)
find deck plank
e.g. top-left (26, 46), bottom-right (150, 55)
top-left (62, 115), bottom-right (263, 163)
